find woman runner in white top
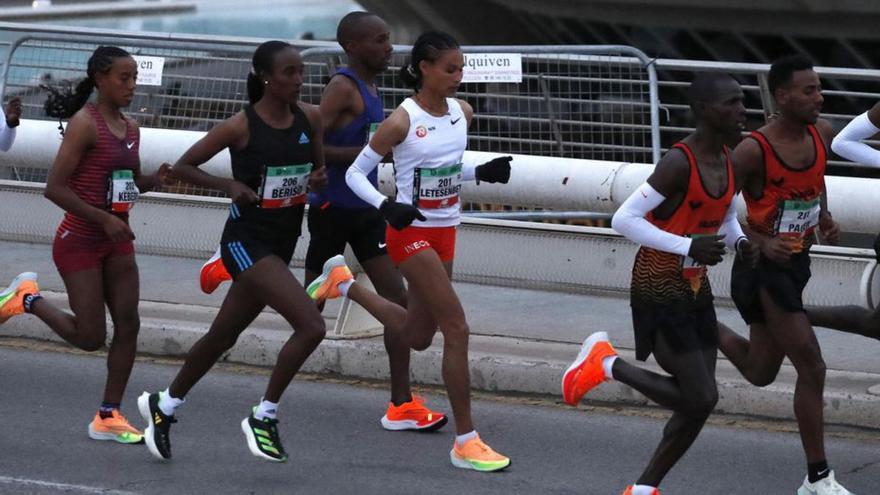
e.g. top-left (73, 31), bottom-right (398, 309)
top-left (306, 31), bottom-right (513, 472)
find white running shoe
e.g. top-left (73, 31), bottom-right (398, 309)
top-left (797, 471), bottom-right (855, 495)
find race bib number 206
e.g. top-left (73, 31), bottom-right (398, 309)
top-left (259, 163), bottom-right (312, 209)
top-left (107, 169), bottom-right (139, 213)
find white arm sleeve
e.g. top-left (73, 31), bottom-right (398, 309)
top-left (611, 182), bottom-right (692, 257)
top-left (460, 153), bottom-right (478, 181)
top-left (830, 112), bottom-right (880, 168)
top-left (717, 197), bottom-right (746, 251)
top-left (0, 107), bottom-right (15, 152)
top-left (344, 145), bottom-right (387, 209)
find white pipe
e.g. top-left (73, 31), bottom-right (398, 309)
top-left (4, 119), bottom-right (879, 233)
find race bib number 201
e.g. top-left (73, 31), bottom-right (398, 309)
top-left (413, 164), bottom-right (462, 209)
top-left (259, 163), bottom-right (312, 209)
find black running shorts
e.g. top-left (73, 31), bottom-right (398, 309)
top-left (631, 304), bottom-right (718, 361)
top-left (731, 251), bottom-right (811, 325)
top-left (304, 204), bottom-right (387, 274)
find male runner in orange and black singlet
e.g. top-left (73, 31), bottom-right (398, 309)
top-left (563, 73), bottom-right (752, 495)
top-left (717, 55), bottom-right (854, 495)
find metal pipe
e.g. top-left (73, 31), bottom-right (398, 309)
top-left (5, 119), bottom-right (880, 234)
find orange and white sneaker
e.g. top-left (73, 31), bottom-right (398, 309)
top-left (380, 394), bottom-right (448, 432)
top-left (562, 331), bottom-right (617, 406)
top-left (0, 272), bottom-right (38, 324)
top-left (622, 486), bottom-right (661, 495)
top-left (450, 434), bottom-right (511, 472)
top-left (306, 255), bottom-right (353, 304)
top-left (200, 246), bottom-right (230, 294)
top-left (88, 409), bottom-right (145, 444)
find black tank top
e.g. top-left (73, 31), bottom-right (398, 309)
top-left (226, 103), bottom-right (314, 239)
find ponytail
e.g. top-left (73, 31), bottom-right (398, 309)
top-left (41, 45), bottom-right (131, 134)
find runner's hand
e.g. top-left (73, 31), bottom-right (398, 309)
top-left (818, 213), bottom-right (840, 245)
top-left (380, 200), bottom-right (425, 231)
top-left (475, 156), bottom-right (512, 184)
top-left (688, 234), bottom-right (726, 265)
top-left (309, 166), bottom-right (327, 192)
top-left (736, 237), bottom-right (759, 268)
top-left (759, 236), bottom-right (794, 264)
top-left (155, 163), bottom-right (174, 187)
top-left (4, 97), bottom-right (22, 127)
top-left (101, 214), bottom-right (135, 242)
top-left (226, 180), bottom-right (258, 206)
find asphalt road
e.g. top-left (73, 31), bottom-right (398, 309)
top-left (0, 341), bottom-right (877, 495)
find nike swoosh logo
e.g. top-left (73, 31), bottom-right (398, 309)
top-left (816, 468), bottom-right (830, 478)
top-left (451, 117), bottom-right (461, 125)
top-left (126, 141), bottom-right (135, 149)
top-left (378, 242), bottom-right (387, 249)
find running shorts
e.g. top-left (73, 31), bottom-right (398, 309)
top-left (385, 225), bottom-right (456, 266)
top-left (304, 204), bottom-right (387, 274)
top-left (731, 251), bottom-right (811, 325)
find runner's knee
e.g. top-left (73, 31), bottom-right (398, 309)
top-left (297, 315), bottom-right (327, 344)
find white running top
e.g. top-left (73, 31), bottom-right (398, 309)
top-left (392, 97), bottom-right (469, 227)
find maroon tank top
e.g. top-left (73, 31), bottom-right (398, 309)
top-left (58, 103), bottom-right (139, 238)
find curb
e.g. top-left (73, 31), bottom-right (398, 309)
top-left (4, 292), bottom-right (879, 429)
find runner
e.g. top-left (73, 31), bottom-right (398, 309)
top-left (137, 41), bottom-right (328, 463)
top-left (308, 31), bottom-right (513, 471)
top-left (196, 12), bottom-right (447, 431)
top-left (1, 95), bottom-right (21, 151)
top-left (797, 105), bottom-right (880, 340)
top-left (562, 73), bottom-right (750, 495)
top-left (0, 45), bottom-right (169, 444)
top-left (306, 12), bottom-right (446, 430)
top-left (715, 55), bottom-right (854, 494)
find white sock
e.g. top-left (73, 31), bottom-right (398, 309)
top-left (158, 389), bottom-right (184, 417)
top-left (455, 430), bottom-right (478, 445)
top-left (254, 398), bottom-right (278, 420)
top-left (602, 355), bottom-right (618, 380)
top-left (337, 278), bottom-right (354, 296)
top-left (631, 485), bottom-right (657, 495)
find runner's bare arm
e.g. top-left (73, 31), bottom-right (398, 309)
top-left (320, 76), bottom-right (363, 165)
top-left (301, 102), bottom-right (327, 191)
top-left (44, 110), bottom-right (105, 224)
top-left (171, 111), bottom-right (251, 195)
top-left (457, 99), bottom-right (474, 128)
top-left (128, 120), bottom-right (169, 192)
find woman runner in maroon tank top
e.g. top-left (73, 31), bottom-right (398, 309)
top-left (0, 46), bottom-right (170, 444)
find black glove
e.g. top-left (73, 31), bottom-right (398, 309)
top-left (379, 199), bottom-right (426, 231)
top-left (475, 156), bottom-right (512, 184)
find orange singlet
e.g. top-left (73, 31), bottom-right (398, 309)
top-left (631, 142), bottom-right (735, 308)
top-left (744, 124), bottom-right (826, 253)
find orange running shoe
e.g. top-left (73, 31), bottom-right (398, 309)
top-left (306, 255), bottom-right (353, 304)
top-left (450, 434), bottom-right (511, 472)
top-left (380, 394), bottom-right (448, 432)
top-left (562, 331), bottom-right (617, 406)
top-left (0, 272), bottom-right (38, 324)
top-left (200, 246), bottom-right (231, 294)
top-left (622, 486), bottom-right (661, 495)
top-left (88, 409), bottom-right (144, 444)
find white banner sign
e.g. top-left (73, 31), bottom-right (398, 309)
top-left (133, 56), bottom-right (165, 86)
top-left (462, 53), bottom-right (522, 83)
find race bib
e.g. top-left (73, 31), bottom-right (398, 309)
top-left (776, 198), bottom-right (820, 252)
top-left (681, 233), bottom-right (708, 294)
top-left (107, 169), bottom-right (139, 213)
top-left (258, 163), bottom-right (312, 209)
top-left (412, 164), bottom-right (462, 209)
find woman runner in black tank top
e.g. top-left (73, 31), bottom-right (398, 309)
top-left (136, 41), bottom-right (329, 464)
